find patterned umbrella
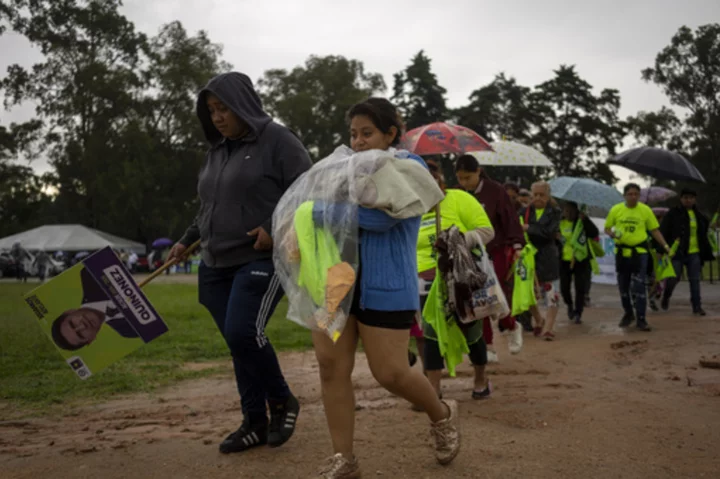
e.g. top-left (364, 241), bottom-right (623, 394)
top-left (467, 140), bottom-right (554, 167)
top-left (640, 187), bottom-right (676, 204)
top-left (548, 177), bottom-right (624, 212)
top-left (609, 147), bottom-right (706, 183)
top-left (400, 122), bottom-right (492, 155)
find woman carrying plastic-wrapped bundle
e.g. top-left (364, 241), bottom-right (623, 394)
top-left (277, 98), bottom-right (461, 479)
top-left (416, 161), bottom-right (495, 400)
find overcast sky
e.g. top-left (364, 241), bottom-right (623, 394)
top-left (1, 0), bottom-right (719, 183)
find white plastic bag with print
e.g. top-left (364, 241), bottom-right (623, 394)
top-left (469, 243), bottom-right (510, 322)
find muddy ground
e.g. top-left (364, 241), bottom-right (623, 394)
top-left (2, 284), bottom-right (720, 478)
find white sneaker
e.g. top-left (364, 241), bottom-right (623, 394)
top-left (508, 325), bottom-right (523, 355)
top-left (487, 350), bottom-right (499, 363)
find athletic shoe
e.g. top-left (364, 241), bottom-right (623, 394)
top-left (268, 394), bottom-right (300, 448)
top-left (508, 325), bottom-right (523, 355)
top-left (487, 350), bottom-right (499, 363)
top-left (315, 453), bottom-right (361, 479)
top-left (619, 313), bottom-right (635, 328)
top-left (219, 421), bottom-right (267, 454)
top-left (431, 400), bottom-right (460, 465)
top-left (694, 308), bottom-right (707, 317)
top-left (636, 322), bottom-right (652, 332)
top-left (573, 314), bottom-right (583, 325)
top-left (472, 381), bottom-right (492, 400)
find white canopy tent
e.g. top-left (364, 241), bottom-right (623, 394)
top-left (0, 224), bottom-right (146, 253)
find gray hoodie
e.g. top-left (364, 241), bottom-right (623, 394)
top-left (179, 72), bottom-right (312, 268)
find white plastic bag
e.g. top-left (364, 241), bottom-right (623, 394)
top-left (470, 244), bottom-right (510, 322)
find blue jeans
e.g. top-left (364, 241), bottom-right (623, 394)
top-left (664, 253), bottom-right (702, 311)
top-left (617, 253), bottom-right (649, 324)
top-left (198, 259), bottom-right (290, 425)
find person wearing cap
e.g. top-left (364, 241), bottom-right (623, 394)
top-left (658, 188), bottom-right (714, 316)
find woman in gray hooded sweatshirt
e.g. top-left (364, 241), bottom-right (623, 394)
top-left (168, 72), bottom-right (312, 454)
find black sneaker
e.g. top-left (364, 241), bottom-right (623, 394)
top-left (694, 308), bottom-right (707, 317)
top-left (636, 322), bottom-right (652, 332)
top-left (268, 394), bottom-right (300, 448)
top-left (619, 313), bottom-right (635, 328)
top-left (574, 314), bottom-right (582, 325)
top-left (471, 381), bottom-right (492, 400)
top-left (661, 297), bottom-right (669, 311)
top-left (219, 421), bottom-right (268, 454)
top-left (567, 306), bottom-right (574, 321)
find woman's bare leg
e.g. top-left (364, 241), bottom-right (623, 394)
top-left (359, 323), bottom-right (448, 422)
top-left (542, 306), bottom-right (559, 334)
top-left (426, 369), bottom-right (442, 396)
top-left (312, 316), bottom-right (359, 458)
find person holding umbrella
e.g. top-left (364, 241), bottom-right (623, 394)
top-left (559, 202), bottom-right (599, 324)
top-left (604, 183), bottom-right (673, 331)
top-left (167, 72), bottom-right (312, 454)
top-left (658, 188), bottom-right (713, 316)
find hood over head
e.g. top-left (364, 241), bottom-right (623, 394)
top-left (196, 72), bottom-right (272, 145)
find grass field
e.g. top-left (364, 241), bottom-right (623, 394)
top-left (0, 283), bottom-right (313, 412)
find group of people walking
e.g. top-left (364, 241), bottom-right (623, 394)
top-left (166, 71), bottom-right (716, 478)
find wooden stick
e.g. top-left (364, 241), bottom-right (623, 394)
top-left (137, 239), bottom-right (201, 288)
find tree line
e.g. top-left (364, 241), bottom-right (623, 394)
top-left (0, 0), bottom-right (718, 244)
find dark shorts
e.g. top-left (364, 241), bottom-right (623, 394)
top-left (425, 335), bottom-right (487, 370)
top-left (349, 262), bottom-right (416, 330)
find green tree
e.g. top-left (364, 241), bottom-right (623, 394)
top-left (642, 24), bottom-right (720, 174)
top-left (642, 23), bottom-right (720, 211)
top-left (124, 21), bottom-right (231, 242)
top-left (455, 73), bottom-right (532, 142)
top-left (0, 121), bottom-right (51, 237)
top-left (258, 55), bottom-right (385, 161)
top-left (1, 1), bottom-right (229, 243)
top-left (454, 73), bottom-right (538, 186)
top-left (1, 0), bottom-right (149, 232)
top-left (626, 107), bottom-right (686, 151)
top-left (528, 65), bottom-right (625, 184)
top-left (392, 50), bottom-right (448, 130)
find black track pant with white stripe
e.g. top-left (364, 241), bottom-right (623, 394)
top-left (199, 259), bottom-right (290, 425)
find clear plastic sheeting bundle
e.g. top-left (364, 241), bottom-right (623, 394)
top-left (273, 145), bottom-right (443, 342)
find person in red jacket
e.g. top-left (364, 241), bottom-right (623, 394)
top-left (455, 155), bottom-right (526, 360)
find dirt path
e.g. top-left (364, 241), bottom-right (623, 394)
top-left (2, 286), bottom-right (720, 478)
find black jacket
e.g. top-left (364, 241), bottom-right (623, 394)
top-left (520, 205), bottom-right (562, 282)
top-left (179, 72), bottom-right (312, 267)
top-left (659, 206), bottom-right (714, 263)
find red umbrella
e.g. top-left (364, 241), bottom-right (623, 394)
top-left (401, 122), bottom-right (493, 156)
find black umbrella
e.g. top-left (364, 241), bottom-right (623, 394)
top-left (608, 147), bottom-right (706, 183)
